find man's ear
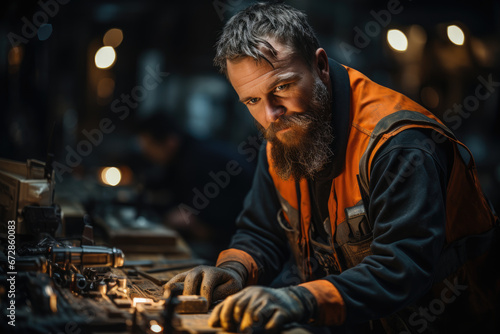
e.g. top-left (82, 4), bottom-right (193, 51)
top-left (314, 48), bottom-right (330, 85)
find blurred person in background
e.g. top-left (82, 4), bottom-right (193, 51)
top-left (136, 112), bottom-right (255, 262)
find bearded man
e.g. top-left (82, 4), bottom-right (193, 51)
top-left (164, 3), bottom-right (499, 333)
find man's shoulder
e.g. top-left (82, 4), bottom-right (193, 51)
top-left (379, 128), bottom-right (450, 153)
top-left (373, 127), bottom-right (454, 174)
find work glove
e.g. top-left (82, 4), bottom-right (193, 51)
top-left (208, 285), bottom-right (317, 333)
top-left (163, 262), bottom-right (247, 306)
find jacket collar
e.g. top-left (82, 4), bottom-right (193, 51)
top-left (315, 59), bottom-right (351, 180)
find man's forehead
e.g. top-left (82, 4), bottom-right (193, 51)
top-left (227, 37), bottom-right (304, 83)
top-left (228, 56), bottom-right (286, 82)
top-left (226, 50), bottom-right (307, 92)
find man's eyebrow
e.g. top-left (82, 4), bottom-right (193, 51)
top-left (238, 72), bottom-right (301, 103)
top-left (267, 72), bottom-right (301, 91)
top-left (239, 95), bottom-right (251, 103)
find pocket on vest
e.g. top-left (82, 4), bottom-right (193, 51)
top-left (340, 235), bottom-right (373, 268)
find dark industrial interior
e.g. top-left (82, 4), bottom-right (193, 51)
top-left (1, 0), bottom-right (499, 333)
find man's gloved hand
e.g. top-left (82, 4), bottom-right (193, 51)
top-left (162, 262), bottom-right (247, 305)
top-left (208, 285), bottom-right (317, 333)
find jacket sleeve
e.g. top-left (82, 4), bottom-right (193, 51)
top-left (301, 128), bottom-right (452, 326)
top-left (216, 141), bottom-right (289, 285)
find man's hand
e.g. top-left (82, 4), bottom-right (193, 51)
top-left (163, 262), bottom-right (247, 305)
top-left (208, 286), bottom-right (317, 333)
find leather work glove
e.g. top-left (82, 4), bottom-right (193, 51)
top-left (163, 262), bottom-right (247, 305)
top-left (208, 285), bottom-right (317, 333)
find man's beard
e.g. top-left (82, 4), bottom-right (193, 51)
top-left (257, 77), bottom-right (334, 180)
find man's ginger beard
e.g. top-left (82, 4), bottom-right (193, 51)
top-left (257, 77), bottom-right (334, 180)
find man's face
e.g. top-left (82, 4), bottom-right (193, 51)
top-left (227, 40), bottom-right (317, 144)
top-left (227, 39), bottom-right (334, 180)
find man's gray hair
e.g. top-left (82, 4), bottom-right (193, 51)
top-left (214, 2), bottom-right (320, 75)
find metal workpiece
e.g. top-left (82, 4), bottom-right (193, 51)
top-left (175, 295), bottom-right (209, 314)
top-left (108, 278), bottom-right (117, 289)
top-left (98, 281), bottom-right (108, 295)
top-left (49, 245), bottom-right (125, 268)
top-left (118, 277), bottom-right (127, 289)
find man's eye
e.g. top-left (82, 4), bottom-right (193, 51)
top-left (275, 84), bottom-right (289, 92)
top-left (247, 98), bottom-right (259, 105)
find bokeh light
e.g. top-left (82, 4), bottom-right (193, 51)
top-left (103, 28), bottom-right (123, 48)
top-left (387, 29), bottom-right (408, 52)
top-left (97, 77), bottom-right (115, 99)
top-left (101, 167), bottom-right (122, 186)
top-left (447, 25), bottom-right (465, 45)
top-left (95, 46), bottom-right (116, 69)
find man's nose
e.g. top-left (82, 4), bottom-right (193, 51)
top-left (265, 100), bottom-right (286, 123)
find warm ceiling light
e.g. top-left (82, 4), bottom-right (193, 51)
top-left (95, 46), bottom-right (116, 69)
top-left (101, 167), bottom-right (121, 186)
top-left (387, 29), bottom-right (408, 52)
top-left (447, 25), bottom-right (465, 46)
